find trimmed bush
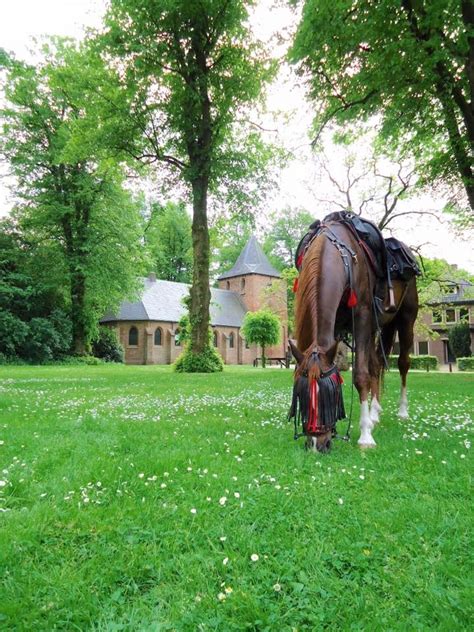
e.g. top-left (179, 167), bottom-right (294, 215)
top-left (457, 357), bottom-right (474, 371)
top-left (387, 354), bottom-right (438, 371)
top-left (174, 344), bottom-right (224, 373)
top-left (92, 327), bottom-right (124, 363)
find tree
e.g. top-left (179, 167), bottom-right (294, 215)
top-left (241, 310), bottom-right (281, 368)
top-left (145, 202), bottom-right (193, 283)
top-left (263, 207), bottom-right (315, 269)
top-left (290, 0), bottom-right (474, 217)
top-left (97, 0), bottom-right (276, 370)
top-left (0, 44), bottom-right (145, 354)
top-left (449, 322), bottom-right (472, 358)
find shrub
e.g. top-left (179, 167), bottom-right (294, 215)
top-left (387, 354), bottom-right (438, 371)
top-left (92, 327), bottom-right (124, 363)
top-left (0, 312), bottom-right (28, 357)
top-left (448, 323), bottom-right (471, 358)
top-left (174, 344), bottom-right (224, 373)
top-left (457, 357), bottom-right (474, 371)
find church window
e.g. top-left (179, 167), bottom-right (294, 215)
top-left (154, 327), bottom-right (162, 346)
top-left (229, 332), bottom-right (235, 349)
top-left (128, 326), bottom-right (138, 346)
top-left (240, 277), bottom-right (246, 291)
top-left (213, 331), bottom-right (218, 347)
top-left (226, 281), bottom-right (230, 290)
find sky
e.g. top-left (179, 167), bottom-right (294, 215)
top-left (1, 0), bottom-right (473, 273)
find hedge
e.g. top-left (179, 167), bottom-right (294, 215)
top-left (387, 355), bottom-right (438, 371)
top-left (457, 357), bottom-right (474, 371)
top-left (343, 353), bottom-right (438, 371)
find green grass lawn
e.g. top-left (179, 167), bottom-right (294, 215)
top-left (0, 365), bottom-right (472, 631)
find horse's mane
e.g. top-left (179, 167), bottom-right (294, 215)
top-left (295, 235), bottom-right (323, 355)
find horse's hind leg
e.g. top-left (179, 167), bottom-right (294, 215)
top-left (369, 347), bottom-right (382, 425)
top-left (396, 289), bottom-right (418, 419)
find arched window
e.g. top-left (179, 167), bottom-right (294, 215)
top-left (229, 332), bottom-right (235, 349)
top-left (226, 280), bottom-right (230, 290)
top-left (154, 327), bottom-right (162, 346)
top-left (213, 331), bottom-right (218, 347)
top-left (240, 277), bottom-right (246, 291)
top-left (128, 326), bottom-right (138, 346)
top-left (174, 329), bottom-right (181, 346)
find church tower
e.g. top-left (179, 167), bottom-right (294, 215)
top-left (217, 236), bottom-right (288, 359)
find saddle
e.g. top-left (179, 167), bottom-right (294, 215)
top-left (295, 211), bottom-right (420, 311)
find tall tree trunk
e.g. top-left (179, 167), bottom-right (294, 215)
top-left (190, 176), bottom-right (211, 354)
top-left (262, 343), bottom-right (266, 369)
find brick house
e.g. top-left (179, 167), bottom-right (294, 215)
top-left (101, 236), bottom-right (288, 365)
top-left (405, 280), bottom-right (474, 364)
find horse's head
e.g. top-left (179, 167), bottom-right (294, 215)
top-left (288, 340), bottom-right (345, 453)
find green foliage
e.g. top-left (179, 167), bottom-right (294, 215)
top-left (241, 310), bottom-right (281, 368)
top-left (0, 41), bottom-right (146, 354)
top-left (448, 323), bottom-right (472, 359)
top-left (174, 344), bottom-right (224, 373)
top-left (145, 202), bottom-right (193, 283)
top-left (92, 327), bottom-right (124, 363)
top-left (176, 314), bottom-right (191, 347)
top-left (0, 311), bottom-right (28, 358)
top-left (263, 207), bottom-right (315, 269)
top-left (388, 355), bottom-right (439, 371)
top-left (291, 0), bottom-right (474, 215)
top-left (457, 357), bottom-right (474, 371)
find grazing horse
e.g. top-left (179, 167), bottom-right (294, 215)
top-left (289, 214), bottom-right (419, 452)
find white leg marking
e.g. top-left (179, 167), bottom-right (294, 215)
top-left (398, 386), bottom-right (408, 419)
top-left (370, 397), bottom-right (382, 424)
top-left (358, 400), bottom-right (376, 448)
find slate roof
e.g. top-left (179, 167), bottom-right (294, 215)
top-left (428, 280), bottom-right (474, 305)
top-left (100, 278), bottom-right (247, 327)
top-left (217, 235), bottom-right (281, 280)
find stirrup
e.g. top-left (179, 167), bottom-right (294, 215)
top-left (385, 287), bottom-right (397, 313)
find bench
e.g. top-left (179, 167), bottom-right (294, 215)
top-left (253, 357), bottom-right (290, 368)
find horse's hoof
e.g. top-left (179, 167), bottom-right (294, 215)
top-left (358, 440), bottom-right (377, 449)
top-left (398, 411), bottom-right (409, 420)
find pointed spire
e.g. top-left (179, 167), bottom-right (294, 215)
top-left (218, 235), bottom-right (281, 280)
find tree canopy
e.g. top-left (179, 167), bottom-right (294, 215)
top-left (291, 0), bottom-right (474, 217)
top-left (241, 309), bottom-right (281, 368)
top-left (0, 43), bottom-right (145, 354)
top-left (145, 202), bottom-right (193, 283)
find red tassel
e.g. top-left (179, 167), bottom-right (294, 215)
top-left (347, 289), bottom-right (358, 307)
top-left (293, 277), bottom-right (299, 293)
top-left (307, 378), bottom-right (319, 433)
top-left (296, 253), bottom-right (304, 269)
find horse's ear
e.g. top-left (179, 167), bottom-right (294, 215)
top-left (326, 340), bottom-right (339, 365)
top-left (288, 340), bottom-right (304, 365)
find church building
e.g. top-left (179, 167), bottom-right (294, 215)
top-left (101, 236), bottom-right (288, 365)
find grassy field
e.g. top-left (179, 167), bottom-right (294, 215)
top-left (0, 365), bottom-right (472, 631)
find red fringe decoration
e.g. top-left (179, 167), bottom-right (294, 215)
top-left (307, 378), bottom-right (319, 433)
top-left (293, 277), bottom-right (299, 293)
